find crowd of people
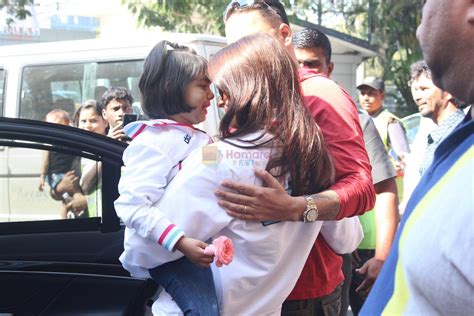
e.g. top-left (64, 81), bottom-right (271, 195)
top-left (37, 0), bottom-right (472, 315)
top-left (38, 87), bottom-right (134, 218)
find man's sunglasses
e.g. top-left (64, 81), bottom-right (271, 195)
top-left (223, 0), bottom-right (274, 22)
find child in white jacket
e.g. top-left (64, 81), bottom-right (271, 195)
top-left (114, 40), bottom-right (219, 315)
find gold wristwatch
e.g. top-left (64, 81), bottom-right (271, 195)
top-left (303, 195), bottom-right (319, 222)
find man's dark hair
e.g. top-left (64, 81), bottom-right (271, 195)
top-left (101, 87), bottom-right (134, 109)
top-left (263, 0), bottom-right (289, 24)
top-left (410, 60), bottom-right (467, 109)
top-left (293, 28), bottom-right (332, 63)
top-left (139, 40), bottom-right (208, 118)
top-left (224, 0), bottom-right (289, 25)
top-left (410, 60), bottom-right (432, 81)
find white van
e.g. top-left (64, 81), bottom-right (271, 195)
top-left (0, 34), bottom-right (226, 222)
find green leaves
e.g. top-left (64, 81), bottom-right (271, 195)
top-left (123, 0), bottom-right (228, 35)
top-left (1, 0), bottom-right (35, 25)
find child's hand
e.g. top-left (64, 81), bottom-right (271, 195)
top-left (38, 176), bottom-right (45, 192)
top-left (175, 237), bottom-right (214, 268)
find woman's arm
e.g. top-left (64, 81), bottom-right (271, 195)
top-left (80, 162), bottom-right (101, 195)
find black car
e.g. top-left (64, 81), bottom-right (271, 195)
top-left (0, 117), bottom-right (157, 315)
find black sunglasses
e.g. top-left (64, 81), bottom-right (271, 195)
top-left (223, 0), bottom-right (274, 22)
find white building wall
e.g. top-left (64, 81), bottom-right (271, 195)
top-left (331, 54), bottom-right (365, 101)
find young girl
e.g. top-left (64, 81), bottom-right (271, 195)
top-left (138, 33), bottom-right (362, 315)
top-left (114, 41), bottom-right (219, 315)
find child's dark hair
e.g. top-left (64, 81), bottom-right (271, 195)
top-left (139, 41), bottom-right (208, 119)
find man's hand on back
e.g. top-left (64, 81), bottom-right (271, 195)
top-left (214, 169), bottom-right (306, 222)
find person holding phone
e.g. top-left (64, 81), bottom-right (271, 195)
top-left (100, 87), bottom-right (134, 141)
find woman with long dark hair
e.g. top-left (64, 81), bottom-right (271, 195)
top-left (146, 33), bottom-right (362, 315)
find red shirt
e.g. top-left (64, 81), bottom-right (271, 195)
top-left (287, 69), bottom-right (375, 300)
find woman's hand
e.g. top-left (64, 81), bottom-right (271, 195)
top-left (56, 170), bottom-right (80, 195)
top-left (175, 237), bottom-right (214, 268)
top-left (214, 169), bottom-right (306, 222)
top-left (66, 192), bottom-right (88, 217)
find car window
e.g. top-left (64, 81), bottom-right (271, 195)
top-left (402, 114), bottom-right (421, 145)
top-left (19, 60), bottom-right (143, 121)
top-left (0, 68), bottom-right (4, 116)
top-left (0, 145), bottom-right (102, 223)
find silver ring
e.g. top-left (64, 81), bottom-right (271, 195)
top-left (243, 205), bottom-right (247, 214)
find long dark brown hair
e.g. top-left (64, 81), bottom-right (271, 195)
top-left (208, 33), bottom-right (334, 196)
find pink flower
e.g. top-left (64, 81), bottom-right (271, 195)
top-left (203, 236), bottom-right (234, 267)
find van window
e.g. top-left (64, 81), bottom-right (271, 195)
top-left (19, 60), bottom-right (143, 121)
top-left (0, 68), bottom-right (4, 116)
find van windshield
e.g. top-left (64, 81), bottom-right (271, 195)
top-left (19, 60), bottom-right (143, 121)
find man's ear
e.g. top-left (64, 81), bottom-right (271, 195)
top-left (443, 92), bottom-right (456, 106)
top-left (102, 108), bottom-right (107, 119)
top-left (327, 62), bottom-right (334, 77)
top-left (278, 23), bottom-right (293, 47)
top-left (467, 2), bottom-right (474, 24)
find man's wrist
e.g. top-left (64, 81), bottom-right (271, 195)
top-left (291, 196), bottom-right (307, 221)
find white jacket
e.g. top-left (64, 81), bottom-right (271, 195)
top-left (118, 131), bottom-right (362, 315)
top-left (115, 119), bottom-right (212, 276)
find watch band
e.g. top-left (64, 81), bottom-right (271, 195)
top-left (303, 195), bottom-right (319, 222)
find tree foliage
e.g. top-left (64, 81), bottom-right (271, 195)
top-left (123, 0), bottom-right (229, 35)
top-left (1, 0), bottom-right (35, 25)
top-left (123, 0), bottom-right (422, 114)
top-left (339, 0), bottom-right (423, 114)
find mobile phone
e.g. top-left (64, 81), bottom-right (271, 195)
top-left (123, 113), bottom-right (139, 127)
top-left (123, 113), bottom-right (148, 127)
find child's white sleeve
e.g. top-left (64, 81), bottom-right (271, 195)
top-left (319, 217), bottom-right (364, 255)
top-left (139, 149), bottom-right (234, 266)
top-left (114, 141), bottom-right (184, 252)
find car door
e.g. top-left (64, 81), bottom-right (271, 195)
top-left (0, 117), bottom-right (157, 315)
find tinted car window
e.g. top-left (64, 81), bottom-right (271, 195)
top-left (0, 145), bottom-right (102, 223)
top-left (19, 60), bottom-right (143, 121)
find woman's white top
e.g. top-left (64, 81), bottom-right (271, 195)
top-left (118, 130), bottom-right (362, 315)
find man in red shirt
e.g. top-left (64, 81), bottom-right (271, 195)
top-left (215, 1), bottom-right (375, 314)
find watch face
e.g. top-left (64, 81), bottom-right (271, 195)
top-left (306, 209), bottom-right (317, 222)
